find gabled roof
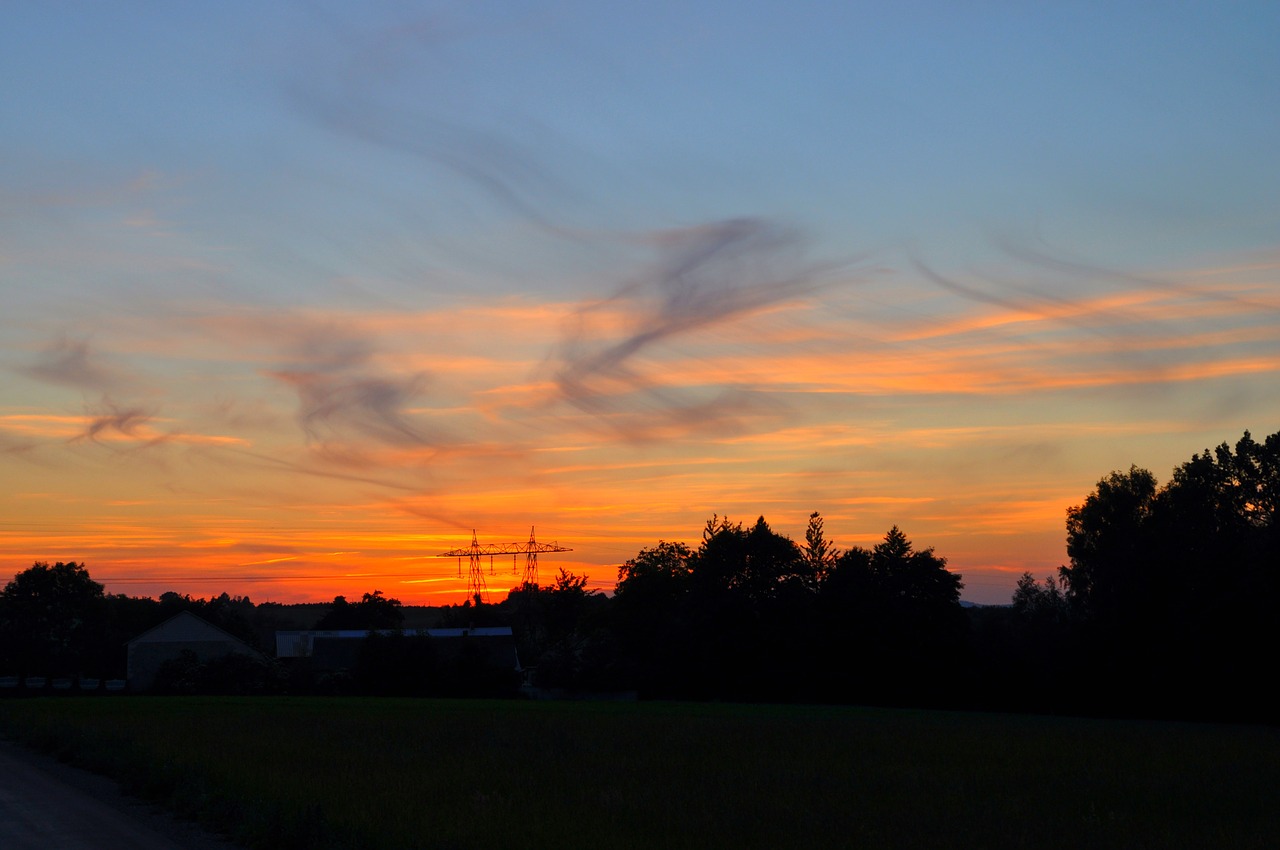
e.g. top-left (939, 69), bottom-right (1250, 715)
top-left (275, 626), bottom-right (519, 669)
top-left (127, 610), bottom-right (259, 654)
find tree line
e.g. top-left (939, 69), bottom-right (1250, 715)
top-left (987, 429), bottom-right (1279, 722)
top-left (2, 429), bottom-right (1275, 721)
top-left (0, 566), bottom-right (264, 682)
top-left (471, 427), bottom-right (1280, 722)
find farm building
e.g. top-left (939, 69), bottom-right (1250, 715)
top-left (127, 611), bottom-right (266, 691)
top-left (276, 627), bottom-right (521, 673)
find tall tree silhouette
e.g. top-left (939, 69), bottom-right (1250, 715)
top-left (1057, 430), bottom-right (1280, 720)
top-left (0, 561), bottom-right (106, 675)
top-left (613, 517), bottom-right (821, 699)
top-left (1061, 466), bottom-right (1158, 624)
top-left (613, 541), bottom-right (696, 695)
top-left (803, 511), bottom-right (837, 588)
top-left (818, 527), bottom-right (965, 704)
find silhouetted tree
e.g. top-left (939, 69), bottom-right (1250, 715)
top-left (1061, 465), bottom-right (1159, 624)
top-left (685, 516), bottom-right (818, 698)
top-left (0, 561), bottom-right (107, 675)
top-left (545, 568), bottom-right (591, 638)
top-left (992, 572), bottom-right (1081, 709)
top-left (803, 511), bottom-right (837, 588)
top-left (314, 591), bottom-right (404, 630)
top-left (614, 541), bottom-right (694, 607)
top-left (610, 516), bottom-right (972, 702)
top-left (612, 516), bottom-right (827, 699)
top-left (502, 582), bottom-right (547, 669)
top-left (99, 592), bottom-right (164, 676)
top-left (1012, 572), bottom-right (1068, 621)
top-left (612, 541), bottom-right (696, 696)
top-left (869, 526), bottom-right (963, 609)
top-left (1055, 430), bottom-right (1280, 720)
top-left (153, 590), bottom-right (261, 648)
top-left (817, 527), bottom-right (965, 704)
top-left (693, 516), bottom-right (813, 603)
top-left (530, 570), bottom-right (614, 690)
top-left (436, 592), bottom-right (506, 628)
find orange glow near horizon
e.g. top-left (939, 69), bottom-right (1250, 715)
top-left (3, 257), bottom-right (1279, 606)
top-left (6, 6), bottom-right (1279, 618)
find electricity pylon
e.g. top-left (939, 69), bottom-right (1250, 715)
top-left (435, 527), bottom-right (572, 603)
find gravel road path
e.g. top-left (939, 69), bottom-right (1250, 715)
top-left (0, 740), bottom-right (239, 850)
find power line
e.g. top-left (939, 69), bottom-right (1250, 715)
top-left (434, 527), bottom-right (573, 602)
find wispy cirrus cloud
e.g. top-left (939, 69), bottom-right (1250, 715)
top-left (19, 337), bottom-right (122, 391)
top-left (5, 241), bottom-right (1276, 606)
top-left (548, 217), bottom-right (850, 439)
top-left (65, 399), bottom-right (249, 449)
top-left (76, 400), bottom-right (153, 444)
top-left (269, 369), bottom-right (438, 451)
top-left (245, 313), bottom-right (450, 457)
top-left (912, 241), bottom-right (1280, 343)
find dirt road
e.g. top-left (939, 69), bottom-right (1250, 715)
top-left (0, 740), bottom-right (237, 850)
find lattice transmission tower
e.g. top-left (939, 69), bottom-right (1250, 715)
top-left (435, 527), bottom-right (572, 603)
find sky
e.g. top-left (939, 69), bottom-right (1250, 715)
top-left (2, 1), bottom-right (1278, 605)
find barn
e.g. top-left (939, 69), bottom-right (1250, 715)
top-left (276, 627), bottom-right (521, 673)
top-left (127, 611), bottom-right (266, 691)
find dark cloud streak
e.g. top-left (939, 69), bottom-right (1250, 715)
top-left (994, 235), bottom-right (1280, 316)
top-left (284, 5), bottom-right (576, 239)
top-left (257, 315), bottom-right (448, 454)
top-left (78, 401), bottom-right (152, 443)
top-left (20, 337), bottom-right (119, 391)
top-left (550, 217), bottom-right (848, 440)
top-left (270, 370), bottom-right (439, 450)
top-left (221, 445), bottom-right (426, 493)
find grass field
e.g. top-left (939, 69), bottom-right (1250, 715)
top-left (1, 697), bottom-right (1277, 849)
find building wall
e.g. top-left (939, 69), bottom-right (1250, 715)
top-left (127, 638), bottom-right (259, 691)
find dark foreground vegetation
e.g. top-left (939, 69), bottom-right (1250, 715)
top-left (0, 429), bottom-right (1276, 723)
top-left (1, 696), bottom-right (1277, 850)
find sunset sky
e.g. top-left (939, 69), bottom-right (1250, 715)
top-left (3, 2), bottom-right (1278, 605)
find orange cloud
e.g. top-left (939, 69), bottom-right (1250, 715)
top-left (3, 252), bottom-right (1278, 606)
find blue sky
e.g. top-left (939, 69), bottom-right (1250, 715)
top-left (9, 2), bottom-right (1275, 281)
top-left (2, 1), bottom-right (1278, 603)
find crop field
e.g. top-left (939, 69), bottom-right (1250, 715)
top-left (1, 697), bottom-right (1277, 849)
